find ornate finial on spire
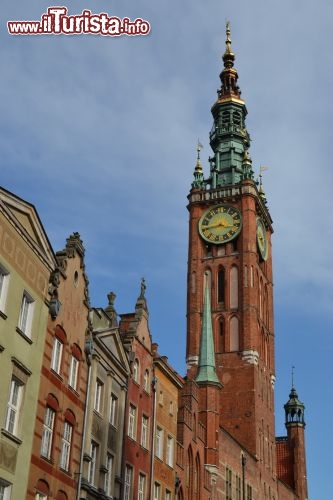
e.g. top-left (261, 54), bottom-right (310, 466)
top-left (218, 21), bottom-right (241, 100)
top-left (258, 166), bottom-right (269, 203)
top-left (191, 140), bottom-right (204, 189)
top-left (292, 365), bottom-right (295, 388)
top-left (225, 21), bottom-right (233, 57)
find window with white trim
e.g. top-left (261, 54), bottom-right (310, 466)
top-left (226, 467), bottom-right (232, 500)
top-left (128, 404), bottom-right (137, 439)
top-left (0, 479), bottom-right (12, 500)
top-left (18, 291), bottom-right (34, 337)
top-left (109, 393), bottom-right (118, 427)
top-left (153, 482), bottom-right (161, 500)
top-left (104, 453), bottom-right (113, 497)
top-left (124, 465), bottom-right (132, 500)
top-left (0, 265), bottom-right (9, 313)
top-left (138, 474), bottom-right (146, 500)
top-left (165, 490), bottom-right (172, 500)
top-left (41, 407), bottom-right (55, 459)
top-left (155, 426), bottom-right (163, 460)
top-left (59, 421), bottom-right (72, 471)
top-left (166, 435), bottom-right (174, 467)
top-left (51, 338), bottom-right (63, 374)
top-left (133, 359), bottom-right (139, 383)
top-left (35, 494), bottom-right (47, 500)
top-left (88, 441), bottom-right (98, 485)
top-left (68, 355), bottom-right (79, 390)
top-left (5, 377), bottom-right (23, 436)
top-left (94, 379), bottom-right (103, 413)
top-left (143, 369), bottom-right (150, 392)
top-left (141, 415), bottom-right (149, 449)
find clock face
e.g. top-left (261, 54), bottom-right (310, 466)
top-left (198, 205), bottom-right (242, 244)
top-left (256, 218), bottom-right (268, 260)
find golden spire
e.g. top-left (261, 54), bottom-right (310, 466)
top-left (219, 22), bottom-right (241, 100)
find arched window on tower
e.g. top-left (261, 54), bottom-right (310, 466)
top-left (217, 267), bottom-right (225, 304)
top-left (221, 110), bottom-right (231, 127)
top-left (187, 446), bottom-right (194, 498)
top-left (233, 110), bottom-right (242, 127)
top-left (194, 453), bottom-right (201, 498)
top-left (230, 316), bottom-right (239, 352)
top-left (230, 266), bottom-right (238, 309)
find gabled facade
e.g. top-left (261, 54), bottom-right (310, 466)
top-left (152, 345), bottom-right (183, 500)
top-left (79, 294), bottom-right (130, 500)
top-left (0, 188), bottom-right (56, 500)
top-left (27, 233), bottom-right (90, 500)
top-left (119, 280), bottom-right (154, 500)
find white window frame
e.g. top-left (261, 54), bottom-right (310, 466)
top-left (18, 291), bottom-right (34, 337)
top-left (68, 355), bottom-right (79, 390)
top-left (35, 494), bottom-right (47, 500)
top-left (5, 377), bottom-right (23, 436)
top-left (59, 421), bottom-right (72, 471)
top-left (105, 453), bottom-right (113, 496)
top-left (166, 435), bottom-right (174, 467)
top-left (153, 482), bottom-right (161, 500)
top-left (109, 393), bottom-right (118, 427)
top-left (133, 359), bottom-right (139, 383)
top-left (0, 265), bottom-right (9, 313)
top-left (143, 369), bottom-right (150, 392)
top-left (0, 479), bottom-right (12, 500)
top-left (88, 441), bottom-right (98, 485)
top-left (155, 426), bottom-right (163, 460)
top-left (51, 337), bottom-right (63, 374)
top-left (124, 465), bottom-right (132, 500)
top-left (141, 415), bottom-right (149, 449)
top-left (94, 379), bottom-right (103, 413)
top-left (138, 473), bottom-right (146, 500)
top-left (41, 407), bottom-right (55, 459)
top-left (165, 490), bottom-right (172, 500)
top-left (128, 405), bottom-right (137, 439)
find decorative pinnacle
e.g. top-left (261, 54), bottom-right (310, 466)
top-left (219, 21), bottom-right (240, 100)
top-left (291, 365), bottom-right (295, 388)
top-left (191, 140), bottom-right (204, 189)
top-left (225, 21), bottom-right (233, 55)
top-left (223, 21), bottom-right (235, 69)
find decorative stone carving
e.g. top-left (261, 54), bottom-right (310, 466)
top-left (242, 349), bottom-right (259, 365)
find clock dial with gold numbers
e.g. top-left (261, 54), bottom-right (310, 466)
top-left (256, 217), bottom-right (268, 260)
top-left (198, 205), bottom-right (242, 244)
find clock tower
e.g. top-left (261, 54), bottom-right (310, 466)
top-left (186, 22), bottom-right (275, 462)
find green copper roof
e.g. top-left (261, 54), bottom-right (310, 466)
top-left (195, 277), bottom-right (221, 386)
top-left (191, 23), bottom-right (255, 190)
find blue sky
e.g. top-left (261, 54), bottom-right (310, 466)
top-left (2, 1), bottom-right (332, 497)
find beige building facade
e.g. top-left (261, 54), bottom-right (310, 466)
top-left (0, 188), bottom-right (56, 500)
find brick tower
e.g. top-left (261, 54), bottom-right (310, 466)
top-left (186, 23), bottom-right (278, 491)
